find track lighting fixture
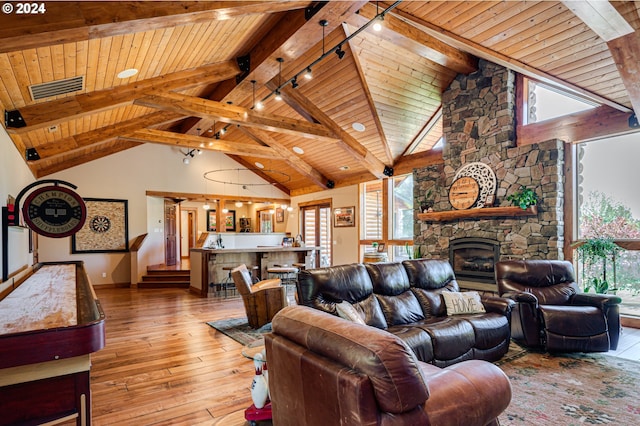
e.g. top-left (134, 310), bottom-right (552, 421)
top-left (304, 67), bottom-right (313, 80)
top-left (181, 148), bottom-right (199, 164)
top-left (253, 1), bottom-right (400, 108)
top-left (373, 1), bottom-right (383, 31)
top-left (251, 79), bottom-right (258, 110)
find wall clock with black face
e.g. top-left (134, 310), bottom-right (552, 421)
top-left (448, 176), bottom-right (480, 210)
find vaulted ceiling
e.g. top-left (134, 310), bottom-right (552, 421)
top-left (2, 1), bottom-right (639, 196)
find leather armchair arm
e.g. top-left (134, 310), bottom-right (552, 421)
top-left (571, 293), bottom-right (622, 309)
top-left (481, 295), bottom-right (515, 315)
top-left (252, 278), bottom-right (281, 292)
top-left (502, 291), bottom-right (538, 307)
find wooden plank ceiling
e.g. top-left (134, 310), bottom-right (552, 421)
top-left (1, 1), bottom-right (639, 197)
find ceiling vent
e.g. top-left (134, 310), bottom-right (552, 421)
top-left (29, 76), bottom-right (84, 101)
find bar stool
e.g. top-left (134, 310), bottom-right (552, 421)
top-left (267, 265), bottom-right (299, 304)
top-left (220, 266), bottom-right (236, 298)
top-left (249, 265), bottom-right (260, 284)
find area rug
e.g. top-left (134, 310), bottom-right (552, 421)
top-left (498, 351), bottom-right (640, 425)
top-left (206, 317), bottom-right (271, 346)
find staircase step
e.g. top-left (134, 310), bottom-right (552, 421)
top-left (138, 281), bottom-right (190, 289)
top-left (145, 269), bottom-right (190, 276)
top-left (142, 274), bottom-right (190, 282)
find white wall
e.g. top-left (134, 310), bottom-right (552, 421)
top-left (40, 143), bottom-right (288, 285)
top-left (0, 126), bottom-right (36, 290)
top-left (290, 185), bottom-right (360, 266)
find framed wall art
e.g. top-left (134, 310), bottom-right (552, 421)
top-left (72, 198), bottom-right (129, 253)
top-left (333, 206), bottom-right (355, 227)
top-left (225, 210), bottom-right (236, 232)
top-left (276, 208), bottom-right (284, 223)
top-left (206, 209), bottom-right (217, 232)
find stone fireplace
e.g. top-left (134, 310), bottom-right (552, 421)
top-left (414, 60), bottom-right (565, 292)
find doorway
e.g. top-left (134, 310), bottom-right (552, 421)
top-left (180, 207), bottom-right (198, 259)
top-left (164, 199), bottom-right (177, 266)
top-left (300, 201), bottom-right (332, 267)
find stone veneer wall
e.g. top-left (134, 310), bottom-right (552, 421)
top-left (414, 60), bottom-right (565, 261)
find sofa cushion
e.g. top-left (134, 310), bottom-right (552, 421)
top-left (402, 259), bottom-right (459, 290)
top-left (271, 306), bottom-right (429, 414)
top-left (412, 286), bottom-right (457, 318)
top-left (463, 313), bottom-right (511, 349)
top-left (376, 291), bottom-right (425, 326)
top-left (298, 263), bottom-right (374, 309)
top-left (442, 291), bottom-right (486, 315)
top-left (365, 262), bottom-right (410, 295)
top-left (386, 325), bottom-right (434, 362)
top-left (418, 316), bottom-right (475, 363)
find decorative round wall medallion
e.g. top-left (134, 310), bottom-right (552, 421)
top-left (453, 162), bottom-right (497, 208)
top-left (22, 185), bottom-right (86, 238)
top-left (449, 177), bottom-right (480, 210)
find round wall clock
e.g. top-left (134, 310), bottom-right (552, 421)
top-left (453, 162), bottom-right (497, 208)
top-left (449, 176), bottom-right (480, 210)
top-left (22, 185), bottom-right (87, 238)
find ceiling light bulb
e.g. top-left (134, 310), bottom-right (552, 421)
top-left (275, 90), bottom-right (282, 101)
top-left (222, 208), bottom-right (229, 214)
top-left (203, 203), bottom-right (210, 210)
top-left (235, 201), bottom-right (243, 207)
top-left (287, 206), bottom-right (293, 212)
top-left (304, 67), bottom-right (313, 80)
top-left (255, 101), bottom-right (264, 110)
top-left (269, 209), bottom-right (275, 215)
top-left (373, 21), bottom-right (382, 31)
top-left (183, 157), bottom-right (190, 165)
top-left (197, 149), bottom-right (202, 155)
top-left (220, 127), bottom-right (226, 135)
top-left (281, 204), bottom-right (287, 209)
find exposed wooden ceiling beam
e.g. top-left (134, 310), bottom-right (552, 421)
top-left (34, 139), bottom-right (142, 178)
top-left (348, 2), bottom-right (478, 75)
top-left (561, 1), bottom-right (634, 42)
top-left (145, 190), bottom-right (290, 203)
top-left (607, 32), bottom-right (640, 116)
top-left (274, 84), bottom-right (388, 180)
top-left (30, 111), bottom-right (183, 161)
top-left (121, 129), bottom-right (281, 159)
top-left (517, 105), bottom-right (639, 146)
top-left (393, 148), bottom-right (444, 176)
top-left (390, 7), bottom-right (632, 113)
top-left (180, 1), bottom-right (367, 134)
top-left (0, 1), bottom-right (309, 53)
top-left (135, 92), bottom-right (338, 142)
top-left (239, 127), bottom-right (331, 190)
top-left (7, 61), bottom-right (240, 133)
top-left (342, 23), bottom-right (393, 165)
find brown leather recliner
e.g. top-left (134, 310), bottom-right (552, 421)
top-left (495, 260), bottom-right (621, 352)
top-left (231, 264), bottom-right (286, 329)
top-left (265, 305), bottom-right (511, 426)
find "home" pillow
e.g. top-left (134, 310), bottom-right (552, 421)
top-left (441, 291), bottom-right (486, 315)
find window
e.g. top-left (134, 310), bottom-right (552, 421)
top-left (523, 78), bottom-right (597, 124)
top-left (360, 174), bottom-right (414, 261)
top-left (577, 134), bottom-right (640, 316)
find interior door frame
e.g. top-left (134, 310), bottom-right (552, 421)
top-left (299, 199), bottom-right (332, 267)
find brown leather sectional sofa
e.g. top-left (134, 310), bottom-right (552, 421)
top-left (297, 258), bottom-right (514, 366)
top-left (265, 305), bottom-right (512, 426)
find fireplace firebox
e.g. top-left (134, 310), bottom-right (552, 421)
top-left (449, 238), bottom-right (500, 284)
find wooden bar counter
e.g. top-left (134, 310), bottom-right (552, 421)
top-left (190, 246), bottom-right (320, 297)
top-left (0, 261), bottom-right (105, 426)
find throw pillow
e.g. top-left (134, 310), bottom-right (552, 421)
top-left (441, 291), bottom-right (486, 315)
top-left (335, 301), bottom-right (366, 325)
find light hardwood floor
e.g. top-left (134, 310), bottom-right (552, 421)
top-left (91, 287), bottom-right (255, 426)
top-left (90, 287), bottom-right (640, 425)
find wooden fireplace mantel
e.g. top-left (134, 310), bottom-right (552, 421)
top-left (417, 205), bottom-right (538, 222)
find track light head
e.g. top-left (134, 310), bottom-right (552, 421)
top-left (183, 157), bottom-right (190, 165)
top-left (291, 77), bottom-right (299, 89)
top-left (304, 67), bottom-right (313, 80)
top-left (220, 127), bottom-right (226, 135)
top-left (335, 45), bottom-right (345, 60)
top-left (275, 89), bottom-right (282, 101)
top-left (255, 100), bottom-right (264, 110)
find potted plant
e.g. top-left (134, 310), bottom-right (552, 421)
top-left (404, 242), bottom-right (423, 259)
top-left (506, 186), bottom-right (539, 210)
top-left (420, 189), bottom-right (434, 213)
top-left (574, 237), bottom-right (621, 294)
